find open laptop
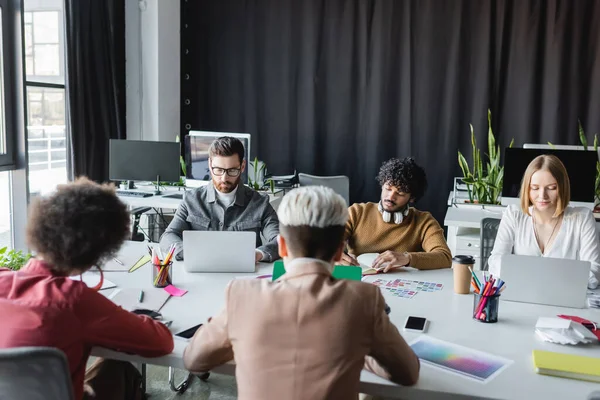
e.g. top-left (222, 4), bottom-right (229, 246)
top-left (499, 255), bottom-right (590, 308)
top-left (183, 231), bottom-right (256, 273)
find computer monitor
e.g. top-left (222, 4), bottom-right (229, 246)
top-left (523, 143), bottom-right (600, 161)
top-left (185, 131), bottom-right (251, 186)
top-left (109, 139), bottom-right (181, 183)
top-left (501, 148), bottom-right (598, 209)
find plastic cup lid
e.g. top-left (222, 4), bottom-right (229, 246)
top-left (452, 255), bottom-right (475, 264)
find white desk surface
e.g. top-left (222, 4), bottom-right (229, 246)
top-left (117, 184), bottom-right (282, 210)
top-left (93, 241), bottom-right (600, 400)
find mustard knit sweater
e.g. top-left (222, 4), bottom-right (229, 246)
top-left (344, 203), bottom-right (452, 270)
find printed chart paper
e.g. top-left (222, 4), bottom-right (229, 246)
top-left (368, 278), bottom-right (443, 298)
top-left (410, 336), bottom-right (513, 383)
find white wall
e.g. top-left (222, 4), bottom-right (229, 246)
top-left (126, 0), bottom-right (180, 142)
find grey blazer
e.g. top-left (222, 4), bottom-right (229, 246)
top-left (159, 182), bottom-right (280, 261)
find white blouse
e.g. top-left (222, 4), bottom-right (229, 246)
top-left (488, 204), bottom-right (600, 289)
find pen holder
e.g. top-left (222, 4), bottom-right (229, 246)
top-left (152, 261), bottom-right (172, 288)
top-left (472, 293), bottom-right (500, 323)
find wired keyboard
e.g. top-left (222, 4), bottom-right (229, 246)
top-left (117, 190), bottom-right (154, 198)
top-left (162, 193), bottom-right (184, 200)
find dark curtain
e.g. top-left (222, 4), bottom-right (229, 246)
top-left (65, 0), bottom-right (126, 182)
top-left (181, 0), bottom-right (600, 222)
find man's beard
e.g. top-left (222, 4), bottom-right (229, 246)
top-left (213, 176), bottom-right (240, 193)
top-left (381, 199), bottom-right (403, 213)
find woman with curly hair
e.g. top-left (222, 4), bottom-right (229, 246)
top-left (0, 178), bottom-right (173, 400)
top-left (340, 157), bottom-right (452, 271)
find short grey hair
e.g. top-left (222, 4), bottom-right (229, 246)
top-left (278, 186), bottom-right (348, 228)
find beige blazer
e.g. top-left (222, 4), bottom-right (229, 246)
top-left (183, 258), bottom-right (420, 400)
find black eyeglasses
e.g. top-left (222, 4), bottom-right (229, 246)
top-left (211, 166), bottom-right (242, 177)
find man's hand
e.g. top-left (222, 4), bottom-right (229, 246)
top-left (255, 250), bottom-right (263, 263)
top-left (338, 252), bottom-right (360, 266)
top-left (372, 251), bottom-right (410, 273)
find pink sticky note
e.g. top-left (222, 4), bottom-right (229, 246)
top-left (164, 284), bottom-right (188, 297)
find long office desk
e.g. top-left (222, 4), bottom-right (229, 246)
top-left (93, 241), bottom-right (600, 400)
top-left (116, 183), bottom-right (283, 210)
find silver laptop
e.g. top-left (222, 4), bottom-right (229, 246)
top-left (183, 231), bottom-right (256, 273)
top-left (499, 255), bottom-right (590, 308)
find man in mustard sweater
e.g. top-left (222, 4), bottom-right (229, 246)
top-left (341, 157), bottom-right (451, 271)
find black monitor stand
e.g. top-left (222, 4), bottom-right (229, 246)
top-left (154, 175), bottom-right (162, 195)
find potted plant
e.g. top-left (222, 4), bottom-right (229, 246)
top-left (0, 247), bottom-right (32, 271)
top-left (457, 110), bottom-right (514, 206)
top-left (248, 157), bottom-right (275, 193)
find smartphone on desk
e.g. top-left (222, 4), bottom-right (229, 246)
top-left (175, 324), bottom-right (203, 341)
top-left (403, 316), bottom-right (428, 333)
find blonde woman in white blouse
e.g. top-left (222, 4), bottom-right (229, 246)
top-left (488, 154), bottom-right (600, 289)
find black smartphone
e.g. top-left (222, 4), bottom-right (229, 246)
top-left (132, 309), bottom-right (162, 319)
top-left (175, 324), bottom-right (203, 339)
top-left (403, 316), bottom-right (428, 332)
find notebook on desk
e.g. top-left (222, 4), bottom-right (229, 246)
top-left (533, 350), bottom-right (600, 383)
top-left (500, 255), bottom-right (589, 308)
top-left (183, 231), bottom-right (256, 273)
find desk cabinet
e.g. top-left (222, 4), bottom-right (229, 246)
top-left (446, 226), bottom-right (481, 269)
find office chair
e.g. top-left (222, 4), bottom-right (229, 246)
top-left (480, 217), bottom-right (501, 271)
top-left (298, 173), bottom-right (350, 205)
top-left (130, 207), bottom-right (151, 241)
top-left (0, 347), bottom-right (74, 400)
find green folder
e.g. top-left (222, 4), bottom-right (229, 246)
top-left (271, 260), bottom-right (362, 281)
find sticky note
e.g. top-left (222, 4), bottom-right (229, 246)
top-left (164, 284), bottom-right (188, 297)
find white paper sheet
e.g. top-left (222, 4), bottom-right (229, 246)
top-left (69, 272), bottom-right (116, 290)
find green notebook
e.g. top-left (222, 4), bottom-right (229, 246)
top-left (271, 260), bottom-right (362, 281)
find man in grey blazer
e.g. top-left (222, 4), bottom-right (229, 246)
top-left (160, 136), bottom-right (279, 262)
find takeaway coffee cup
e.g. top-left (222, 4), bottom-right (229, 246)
top-left (452, 255), bottom-right (475, 294)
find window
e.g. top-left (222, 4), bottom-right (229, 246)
top-left (0, 170), bottom-right (11, 250)
top-left (24, 9), bottom-right (62, 80)
top-left (24, 0), bottom-right (66, 197)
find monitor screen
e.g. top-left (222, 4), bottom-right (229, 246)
top-left (185, 131), bottom-right (251, 184)
top-left (502, 148), bottom-right (597, 205)
top-left (109, 139), bottom-right (181, 183)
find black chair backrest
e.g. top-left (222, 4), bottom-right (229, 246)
top-left (0, 346), bottom-right (74, 400)
top-left (480, 217), bottom-right (501, 271)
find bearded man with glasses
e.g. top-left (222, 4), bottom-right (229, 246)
top-left (160, 136), bottom-right (280, 262)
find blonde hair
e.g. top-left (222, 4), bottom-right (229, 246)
top-left (519, 154), bottom-right (570, 216)
top-left (278, 186), bottom-right (348, 227)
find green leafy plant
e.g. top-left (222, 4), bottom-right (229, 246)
top-left (457, 110), bottom-right (514, 205)
top-left (0, 247), bottom-right (32, 271)
top-left (247, 157), bottom-right (276, 193)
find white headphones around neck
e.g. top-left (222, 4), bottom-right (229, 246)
top-left (378, 201), bottom-right (410, 224)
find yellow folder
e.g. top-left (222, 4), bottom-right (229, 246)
top-left (533, 350), bottom-right (600, 383)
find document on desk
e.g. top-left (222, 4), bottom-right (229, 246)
top-left (69, 272), bottom-right (117, 290)
top-left (410, 336), bottom-right (513, 383)
top-left (109, 288), bottom-right (171, 312)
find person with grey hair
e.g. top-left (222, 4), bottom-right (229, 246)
top-left (182, 186), bottom-right (420, 400)
top-left (160, 136), bottom-right (279, 262)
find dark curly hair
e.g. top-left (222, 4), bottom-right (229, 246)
top-left (376, 157), bottom-right (428, 202)
top-left (26, 177), bottom-right (130, 274)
